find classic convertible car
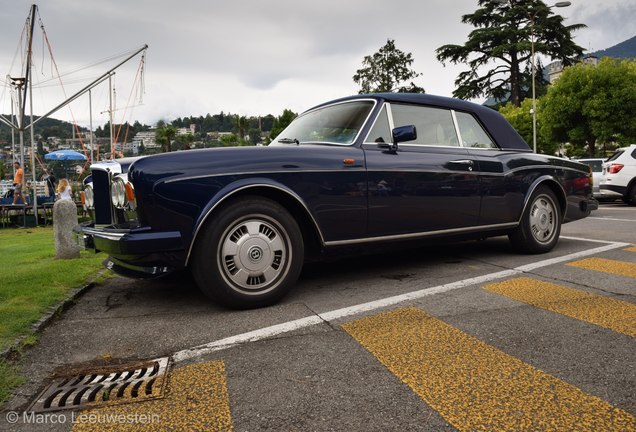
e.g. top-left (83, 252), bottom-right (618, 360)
top-left (77, 93), bottom-right (598, 308)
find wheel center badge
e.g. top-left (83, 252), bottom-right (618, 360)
top-left (248, 246), bottom-right (263, 262)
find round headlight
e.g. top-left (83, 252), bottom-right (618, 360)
top-left (111, 178), bottom-right (126, 208)
top-left (83, 185), bottom-right (94, 209)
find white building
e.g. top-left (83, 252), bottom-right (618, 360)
top-left (548, 55), bottom-right (599, 83)
top-left (132, 130), bottom-right (159, 149)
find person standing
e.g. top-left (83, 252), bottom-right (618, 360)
top-left (57, 178), bottom-right (72, 201)
top-left (12, 161), bottom-right (27, 205)
top-left (45, 171), bottom-right (57, 199)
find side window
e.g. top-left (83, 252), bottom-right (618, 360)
top-left (391, 105), bottom-right (459, 146)
top-left (365, 104), bottom-right (392, 144)
top-left (455, 112), bottom-right (497, 149)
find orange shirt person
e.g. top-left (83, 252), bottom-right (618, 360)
top-left (12, 161), bottom-right (27, 205)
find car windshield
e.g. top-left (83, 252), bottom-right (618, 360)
top-left (272, 101), bottom-right (375, 146)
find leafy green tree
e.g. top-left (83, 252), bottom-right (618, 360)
top-left (248, 128), bottom-right (262, 145)
top-left (173, 133), bottom-right (195, 151)
top-left (353, 39), bottom-right (425, 94)
top-left (260, 115), bottom-right (275, 132)
top-left (220, 133), bottom-right (239, 147)
top-left (235, 116), bottom-right (249, 141)
top-left (155, 120), bottom-right (177, 153)
top-left (436, 0), bottom-right (585, 106)
top-left (499, 99), bottom-right (558, 155)
top-left (268, 109), bottom-right (298, 143)
top-left (541, 58), bottom-right (636, 157)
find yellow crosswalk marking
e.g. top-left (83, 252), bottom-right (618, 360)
top-left (73, 361), bottom-right (233, 432)
top-left (343, 307), bottom-right (636, 432)
top-left (484, 277), bottom-right (636, 337)
top-left (567, 257), bottom-right (636, 278)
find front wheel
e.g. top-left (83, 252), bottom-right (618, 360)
top-left (509, 186), bottom-right (561, 254)
top-left (192, 197), bottom-right (304, 309)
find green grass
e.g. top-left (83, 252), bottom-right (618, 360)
top-left (0, 360), bottom-right (24, 403)
top-left (0, 226), bottom-right (106, 404)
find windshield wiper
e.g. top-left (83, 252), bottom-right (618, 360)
top-left (278, 138), bottom-right (300, 145)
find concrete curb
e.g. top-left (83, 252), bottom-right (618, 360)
top-left (0, 269), bottom-right (109, 362)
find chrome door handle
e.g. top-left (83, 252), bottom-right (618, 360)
top-left (449, 160), bottom-right (474, 171)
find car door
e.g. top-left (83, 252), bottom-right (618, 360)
top-left (363, 103), bottom-right (481, 238)
top-left (455, 110), bottom-right (525, 226)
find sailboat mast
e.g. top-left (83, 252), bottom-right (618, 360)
top-left (26, 4), bottom-right (38, 224)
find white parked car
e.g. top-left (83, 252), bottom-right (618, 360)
top-left (600, 144), bottom-right (636, 205)
top-left (576, 158), bottom-right (618, 201)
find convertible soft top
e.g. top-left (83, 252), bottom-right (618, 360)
top-left (311, 93), bottom-right (532, 152)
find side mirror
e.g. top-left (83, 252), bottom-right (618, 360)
top-left (378, 125), bottom-right (417, 153)
top-left (392, 125), bottom-right (417, 145)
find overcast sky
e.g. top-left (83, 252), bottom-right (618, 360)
top-left (1, 0), bottom-right (635, 128)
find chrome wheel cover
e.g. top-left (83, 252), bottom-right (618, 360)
top-left (218, 216), bottom-right (290, 294)
top-left (529, 194), bottom-right (557, 245)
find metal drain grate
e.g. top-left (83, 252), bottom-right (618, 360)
top-left (28, 357), bottom-right (170, 413)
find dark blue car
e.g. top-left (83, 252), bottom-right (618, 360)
top-left (77, 93), bottom-right (597, 308)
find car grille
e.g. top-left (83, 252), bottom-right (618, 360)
top-left (92, 169), bottom-right (113, 225)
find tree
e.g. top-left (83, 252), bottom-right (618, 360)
top-left (436, 0), bottom-right (585, 106)
top-left (219, 133), bottom-right (239, 147)
top-left (540, 58), bottom-right (636, 157)
top-left (499, 99), bottom-right (558, 155)
top-left (268, 109), bottom-right (298, 143)
top-left (173, 133), bottom-right (194, 151)
top-left (248, 128), bottom-right (262, 145)
top-left (353, 39), bottom-right (425, 94)
top-left (235, 116), bottom-right (249, 141)
top-left (155, 120), bottom-right (177, 153)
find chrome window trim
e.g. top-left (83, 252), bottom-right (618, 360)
top-left (398, 143), bottom-right (466, 150)
top-left (386, 103), bottom-right (395, 131)
top-left (362, 102), bottom-right (394, 145)
top-left (454, 110), bottom-right (499, 150)
top-left (450, 110), bottom-right (463, 146)
top-left (369, 103), bottom-right (502, 150)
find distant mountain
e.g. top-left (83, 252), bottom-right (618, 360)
top-left (0, 115), bottom-right (85, 144)
top-left (589, 35), bottom-right (636, 59)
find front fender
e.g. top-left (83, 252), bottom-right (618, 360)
top-left (186, 177), bottom-right (324, 265)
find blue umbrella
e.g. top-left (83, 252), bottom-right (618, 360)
top-left (44, 150), bottom-right (87, 161)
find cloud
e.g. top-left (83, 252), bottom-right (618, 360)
top-left (1, 0), bottom-right (634, 127)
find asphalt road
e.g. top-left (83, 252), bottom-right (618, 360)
top-left (2, 202), bottom-right (635, 431)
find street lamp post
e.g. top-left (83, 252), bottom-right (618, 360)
top-left (529, 1), bottom-right (571, 153)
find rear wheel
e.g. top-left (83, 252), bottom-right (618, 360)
top-left (192, 197), bottom-right (304, 309)
top-left (627, 184), bottom-right (636, 206)
top-left (509, 186), bottom-right (561, 254)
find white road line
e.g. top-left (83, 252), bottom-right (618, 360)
top-left (172, 239), bottom-right (631, 363)
top-left (589, 217), bottom-right (635, 222)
